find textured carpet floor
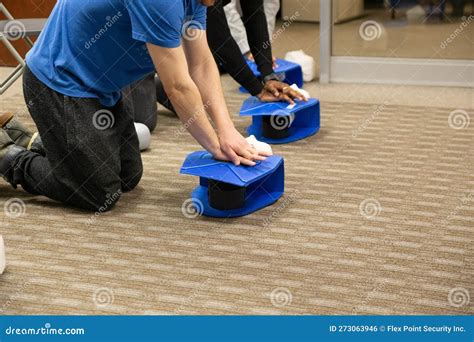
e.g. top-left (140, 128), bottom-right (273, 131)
top-left (0, 78), bottom-right (473, 315)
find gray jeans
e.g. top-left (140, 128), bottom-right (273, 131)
top-left (9, 65), bottom-right (143, 211)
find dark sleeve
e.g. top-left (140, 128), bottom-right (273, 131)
top-left (240, 0), bottom-right (274, 78)
top-left (206, 0), bottom-right (264, 96)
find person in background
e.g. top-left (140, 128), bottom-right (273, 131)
top-left (224, 0), bottom-right (280, 58)
top-left (155, 0), bottom-right (304, 115)
top-left (123, 74), bottom-right (158, 133)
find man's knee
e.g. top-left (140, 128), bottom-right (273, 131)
top-left (88, 186), bottom-right (123, 212)
top-left (121, 163), bottom-right (143, 193)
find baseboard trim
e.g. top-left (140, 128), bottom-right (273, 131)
top-left (330, 56), bottom-right (474, 88)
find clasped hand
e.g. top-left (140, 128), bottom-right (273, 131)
top-left (257, 80), bottom-right (308, 105)
top-left (212, 127), bottom-right (271, 166)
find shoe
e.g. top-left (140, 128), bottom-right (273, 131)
top-left (0, 113), bottom-right (45, 155)
top-left (0, 112), bottom-right (33, 148)
top-left (0, 129), bottom-right (25, 179)
top-left (0, 128), bottom-right (15, 162)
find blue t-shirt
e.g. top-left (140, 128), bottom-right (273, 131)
top-left (26, 0), bottom-right (207, 107)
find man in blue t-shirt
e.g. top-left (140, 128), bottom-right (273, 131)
top-left (0, 0), bottom-right (267, 211)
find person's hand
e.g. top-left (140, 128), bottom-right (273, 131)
top-left (213, 127), bottom-right (270, 166)
top-left (256, 88), bottom-right (281, 103)
top-left (258, 80), bottom-right (308, 104)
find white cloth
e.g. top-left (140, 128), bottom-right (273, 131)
top-left (284, 50), bottom-right (316, 82)
top-left (134, 123), bottom-right (151, 151)
top-left (246, 135), bottom-right (273, 155)
top-left (289, 84), bottom-right (310, 100)
top-left (0, 235), bottom-right (5, 275)
top-left (224, 0), bottom-right (281, 55)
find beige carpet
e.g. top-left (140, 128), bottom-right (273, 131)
top-left (0, 76), bottom-right (473, 315)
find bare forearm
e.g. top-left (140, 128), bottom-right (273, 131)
top-left (166, 82), bottom-right (220, 154)
top-left (149, 34), bottom-right (265, 166)
top-left (189, 52), bottom-right (234, 133)
top-left (148, 43), bottom-right (221, 154)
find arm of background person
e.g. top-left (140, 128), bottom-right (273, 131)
top-left (206, 0), bottom-right (264, 97)
top-left (239, 0), bottom-right (306, 103)
top-left (207, 1), bottom-right (304, 104)
top-left (223, 0), bottom-right (250, 54)
top-left (239, 0), bottom-right (274, 78)
top-left (264, 0), bottom-right (280, 40)
top-left (224, 0), bottom-right (280, 56)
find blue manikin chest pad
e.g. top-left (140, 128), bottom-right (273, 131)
top-left (180, 151), bottom-right (285, 218)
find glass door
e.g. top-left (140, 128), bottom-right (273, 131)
top-left (320, 0), bottom-right (474, 86)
